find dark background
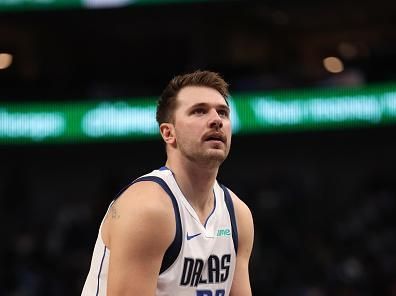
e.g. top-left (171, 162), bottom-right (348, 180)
top-left (1, 0), bottom-right (396, 295)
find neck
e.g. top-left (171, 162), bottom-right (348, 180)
top-left (165, 156), bottom-right (219, 211)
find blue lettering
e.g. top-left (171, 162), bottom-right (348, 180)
top-left (196, 289), bottom-right (225, 296)
top-left (197, 290), bottom-right (212, 296)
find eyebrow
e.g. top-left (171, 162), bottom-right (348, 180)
top-left (189, 102), bottom-right (230, 112)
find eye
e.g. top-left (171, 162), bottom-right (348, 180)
top-left (218, 109), bottom-right (230, 118)
top-left (192, 108), bottom-right (206, 115)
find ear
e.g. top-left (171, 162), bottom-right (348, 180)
top-left (159, 123), bottom-right (176, 145)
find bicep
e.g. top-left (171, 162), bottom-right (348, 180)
top-left (230, 194), bottom-right (254, 296)
top-left (230, 255), bottom-right (251, 296)
top-left (106, 184), bottom-right (175, 296)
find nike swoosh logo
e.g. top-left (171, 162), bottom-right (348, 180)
top-left (186, 232), bottom-right (201, 240)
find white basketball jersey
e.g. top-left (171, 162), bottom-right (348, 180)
top-left (81, 167), bottom-right (238, 296)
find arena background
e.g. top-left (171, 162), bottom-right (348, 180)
top-left (1, 0), bottom-right (396, 295)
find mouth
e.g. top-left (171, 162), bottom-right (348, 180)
top-left (203, 133), bottom-right (226, 144)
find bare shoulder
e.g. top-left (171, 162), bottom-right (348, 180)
top-left (227, 189), bottom-right (254, 257)
top-left (104, 181), bottom-right (177, 294)
top-left (103, 180), bottom-right (175, 250)
top-left (110, 180), bottom-right (173, 217)
top-left (228, 189), bottom-right (253, 224)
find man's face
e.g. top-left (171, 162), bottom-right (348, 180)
top-left (172, 86), bottom-right (232, 167)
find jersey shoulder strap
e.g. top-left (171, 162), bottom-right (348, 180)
top-left (219, 184), bottom-right (239, 254)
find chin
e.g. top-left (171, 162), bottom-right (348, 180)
top-left (205, 150), bottom-right (228, 163)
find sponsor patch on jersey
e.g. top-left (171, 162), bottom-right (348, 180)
top-left (216, 228), bottom-right (231, 237)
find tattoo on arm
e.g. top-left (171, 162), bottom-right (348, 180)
top-left (110, 203), bottom-right (120, 219)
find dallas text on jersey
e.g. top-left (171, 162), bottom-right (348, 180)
top-left (180, 254), bottom-right (231, 287)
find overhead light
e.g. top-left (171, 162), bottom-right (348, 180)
top-left (0, 53), bottom-right (13, 70)
top-left (323, 56), bottom-right (344, 74)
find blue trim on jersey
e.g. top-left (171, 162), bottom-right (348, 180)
top-left (203, 189), bottom-right (217, 228)
top-left (159, 166), bottom-right (169, 171)
top-left (96, 246), bottom-right (107, 296)
top-left (220, 184), bottom-right (238, 254)
top-left (115, 175), bottom-right (182, 275)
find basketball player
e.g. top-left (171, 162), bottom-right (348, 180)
top-left (81, 70), bottom-right (254, 296)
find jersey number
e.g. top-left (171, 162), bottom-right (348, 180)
top-left (196, 289), bottom-right (225, 296)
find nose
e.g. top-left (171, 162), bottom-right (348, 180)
top-left (208, 110), bottom-right (223, 130)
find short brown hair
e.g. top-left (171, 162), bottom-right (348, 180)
top-left (156, 70), bottom-right (229, 125)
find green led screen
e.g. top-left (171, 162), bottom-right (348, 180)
top-left (0, 83), bottom-right (395, 144)
top-left (0, 0), bottom-right (210, 11)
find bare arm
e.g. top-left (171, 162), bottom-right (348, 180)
top-left (229, 192), bottom-right (254, 296)
top-left (103, 181), bottom-right (175, 296)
